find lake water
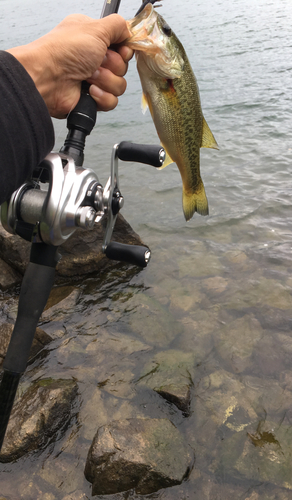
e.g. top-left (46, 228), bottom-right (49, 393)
top-left (1, 0), bottom-right (292, 498)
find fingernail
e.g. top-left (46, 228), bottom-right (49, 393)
top-left (124, 47), bottom-right (133, 62)
top-left (91, 69), bottom-right (101, 80)
top-left (90, 85), bottom-right (104, 99)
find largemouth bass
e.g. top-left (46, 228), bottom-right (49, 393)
top-left (126, 3), bottom-right (219, 221)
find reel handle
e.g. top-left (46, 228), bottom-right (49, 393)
top-left (118, 141), bottom-right (165, 167)
top-left (105, 242), bottom-right (150, 268)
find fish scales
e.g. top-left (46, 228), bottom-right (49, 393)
top-left (126, 3), bottom-right (219, 220)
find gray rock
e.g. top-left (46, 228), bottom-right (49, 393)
top-left (0, 323), bottom-right (52, 367)
top-left (41, 286), bottom-right (80, 322)
top-left (84, 418), bottom-right (194, 496)
top-left (0, 225), bottom-right (30, 275)
top-left (0, 257), bottom-right (22, 290)
top-left (218, 420), bottom-right (292, 490)
top-left (62, 492), bottom-right (89, 500)
top-left (0, 213), bottom-right (146, 277)
top-left (0, 378), bottom-right (78, 463)
top-left (138, 350), bottom-right (196, 415)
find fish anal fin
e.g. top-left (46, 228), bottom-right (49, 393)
top-left (201, 117), bottom-right (219, 150)
top-left (183, 179), bottom-right (209, 221)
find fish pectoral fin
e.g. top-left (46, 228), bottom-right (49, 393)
top-left (201, 117), bottom-right (219, 150)
top-left (141, 93), bottom-right (149, 114)
top-left (183, 180), bottom-right (209, 221)
top-left (157, 145), bottom-right (175, 170)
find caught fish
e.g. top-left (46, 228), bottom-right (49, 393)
top-left (126, 3), bottom-right (219, 220)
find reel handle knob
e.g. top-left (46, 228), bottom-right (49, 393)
top-left (105, 242), bottom-right (151, 268)
top-left (117, 141), bottom-right (165, 167)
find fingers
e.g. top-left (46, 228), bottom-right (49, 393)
top-left (89, 85), bottom-right (119, 111)
top-left (87, 46), bottom-right (133, 111)
top-left (88, 66), bottom-right (127, 96)
top-left (100, 49), bottom-right (129, 77)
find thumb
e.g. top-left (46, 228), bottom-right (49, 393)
top-left (96, 14), bottom-right (131, 46)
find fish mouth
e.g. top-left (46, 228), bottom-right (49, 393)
top-left (126, 4), bottom-right (159, 55)
top-left (126, 4), bottom-right (183, 79)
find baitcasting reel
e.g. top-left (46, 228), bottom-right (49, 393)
top-left (1, 140), bottom-right (165, 268)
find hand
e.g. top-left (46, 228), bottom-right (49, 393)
top-left (7, 14), bottom-right (134, 118)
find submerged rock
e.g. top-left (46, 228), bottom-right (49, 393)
top-left (218, 420), bottom-right (292, 490)
top-left (138, 350), bottom-right (196, 415)
top-left (84, 418), bottom-right (194, 496)
top-left (0, 378), bottom-right (78, 463)
top-left (215, 314), bottom-right (263, 373)
top-left (0, 213), bottom-right (145, 277)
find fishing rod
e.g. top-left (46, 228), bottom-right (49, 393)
top-left (0, 0), bottom-right (165, 452)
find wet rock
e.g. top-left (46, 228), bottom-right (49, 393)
top-left (215, 314), bottom-right (263, 373)
top-left (84, 418), bottom-right (194, 496)
top-left (138, 350), bottom-right (196, 415)
top-left (225, 277), bottom-right (292, 311)
top-left (201, 276), bottom-right (228, 294)
top-left (128, 293), bottom-right (183, 347)
top-left (178, 247), bottom-right (223, 279)
top-left (41, 286), bottom-right (80, 322)
top-left (0, 257), bottom-right (22, 290)
top-left (0, 323), bottom-right (52, 367)
top-left (0, 224), bottom-right (30, 275)
top-left (226, 250), bottom-right (248, 265)
top-left (0, 378), bottom-right (78, 463)
top-left (0, 213), bottom-right (145, 277)
top-left (62, 492), bottom-right (89, 500)
top-left (190, 370), bottom-right (258, 453)
top-left (220, 420), bottom-right (292, 490)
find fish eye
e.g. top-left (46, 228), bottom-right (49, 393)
top-left (161, 22), bottom-right (172, 37)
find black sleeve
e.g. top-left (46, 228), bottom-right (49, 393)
top-left (0, 50), bottom-right (55, 204)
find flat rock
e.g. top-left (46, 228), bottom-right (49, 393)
top-left (0, 378), bottom-right (78, 463)
top-left (0, 213), bottom-right (145, 277)
top-left (0, 323), bottom-right (52, 367)
top-left (84, 418), bottom-right (194, 495)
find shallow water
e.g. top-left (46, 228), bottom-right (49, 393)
top-left (1, 0), bottom-right (292, 498)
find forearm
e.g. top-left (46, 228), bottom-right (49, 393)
top-left (0, 51), bottom-right (54, 204)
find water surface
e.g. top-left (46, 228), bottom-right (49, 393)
top-left (1, 0), bottom-right (292, 498)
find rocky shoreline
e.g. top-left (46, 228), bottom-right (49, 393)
top-left (1, 217), bottom-right (292, 499)
top-left (0, 216), bottom-right (194, 497)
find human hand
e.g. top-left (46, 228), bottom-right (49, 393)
top-left (7, 14), bottom-right (134, 118)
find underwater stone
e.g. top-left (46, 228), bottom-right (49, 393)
top-left (84, 418), bottom-right (194, 496)
top-left (220, 420), bottom-right (292, 490)
top-left (216, 314), bottom-right (263, 373)
top-left (137, 349), bottom-right (196, 415)
top-left (0, 378), bottom-right (78, 462)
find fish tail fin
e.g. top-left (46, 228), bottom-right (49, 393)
top-left (182, 180), bottom-right (209, 221)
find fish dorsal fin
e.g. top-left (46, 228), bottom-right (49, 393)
top-left (201, 117), bottom-right (219, 150)
top-left (157, 145), bottom-right (174, 170)
top-left (141, 93), bottom-right (149, 114)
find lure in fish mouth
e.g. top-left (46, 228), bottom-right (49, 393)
top-left (126, 3), bottom-right (219, 221)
